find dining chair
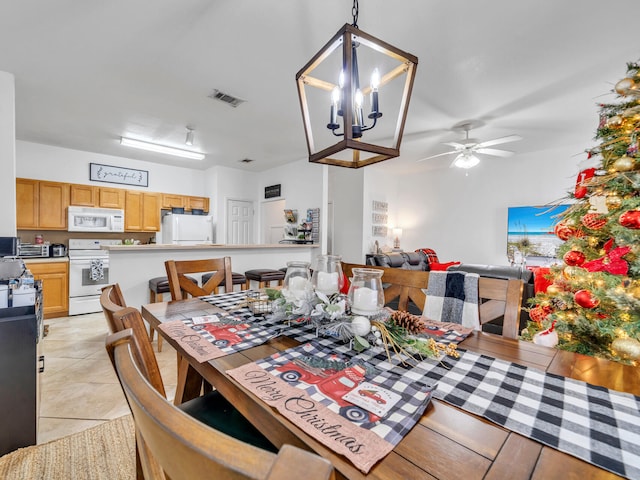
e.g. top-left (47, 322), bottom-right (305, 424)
top-left (165, 257), bottom-right (233, 300)
top-left (100, 283), bottom-right (128, 333)
top-left (110, 307), bottom-right (278, 447)
top-left (106, 328), bottom-right (336, 480)
top-left (342, 262), bottom-right (428, 313)
top-left (342, 263), bottom-right (524, 339)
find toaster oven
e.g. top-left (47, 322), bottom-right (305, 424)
top-left (18, 243), bottom-right (50, 258)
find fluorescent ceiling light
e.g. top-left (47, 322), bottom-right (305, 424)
top-left (120, 137), bottom-right (205, 160)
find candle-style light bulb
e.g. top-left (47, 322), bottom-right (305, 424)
top-left (328, 86), bottom-right (340, 129)
top-left (370, 68), bottom-right (380, 91)
top-left (369, 68), bottom-right (382, 119)
top-left (354, 89), bottom-right (364, 127)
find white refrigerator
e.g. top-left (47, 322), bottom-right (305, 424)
top-left (161, 214), bottom-right (214, 245)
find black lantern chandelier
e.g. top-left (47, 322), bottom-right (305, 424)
top-left (296, 0), bottom-right (418, 168)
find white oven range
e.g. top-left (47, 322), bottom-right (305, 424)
top-left (68, 238), bottom-right (122, 315)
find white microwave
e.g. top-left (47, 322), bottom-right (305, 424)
top-left (68, 206), bottom-right (125, 232)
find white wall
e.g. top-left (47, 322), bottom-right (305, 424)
top-left (16, 140), bottom-right (207, 195)
top-left (0, 71), bottom-right (16, 235)
top-left (329, 167), bottom-right (365, 263)
top-left (367, 145), bottom-right (581, 266)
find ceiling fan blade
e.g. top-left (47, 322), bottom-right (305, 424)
top-left (475, 148), bottom-right (515, 157)
top-left (475, 134), bottom-right (522, 148)
top-left (442, 142), bottom-right (465, 149)
top-left (416, 151), bottom-right (456, 162)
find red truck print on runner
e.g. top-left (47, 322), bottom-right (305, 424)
top-left (200, 323), bottom-right (251, 348)
top-left (276, 359), bottom-right (380, 424)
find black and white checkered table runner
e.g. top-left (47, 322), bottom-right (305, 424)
top-left (201, 292), bottom-right (640, 478)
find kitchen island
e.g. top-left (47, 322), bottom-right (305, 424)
top-left (102, 243), bottom-right (320, 308)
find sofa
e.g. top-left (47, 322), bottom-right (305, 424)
top-left (368, 251), bottom-right (535, 335)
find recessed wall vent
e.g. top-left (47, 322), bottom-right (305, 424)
top-left (208, 89), bottom-right (245, 108)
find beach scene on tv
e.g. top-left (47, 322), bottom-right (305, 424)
top-left (507, 205), bottom-right (570, 263)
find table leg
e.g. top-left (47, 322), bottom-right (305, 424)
top-left (174, 354), bottom-right (205, 405)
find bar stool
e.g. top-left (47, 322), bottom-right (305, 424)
top-left (244, 269), bottom-right (285, 290)
top-left (201, 271), bottom-right (247, 293)
top-left (148, 275), bottom-right (197, 352)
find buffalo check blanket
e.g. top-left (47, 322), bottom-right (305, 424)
top-left (411, 350), bottom-right (640, 479)
top-left (227, 342), bottom-right (435, 473)
top-left (423, 271), bottom-right (480, 329)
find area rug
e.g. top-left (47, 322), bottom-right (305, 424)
top-left (0, 415), bottom-right (135, 480)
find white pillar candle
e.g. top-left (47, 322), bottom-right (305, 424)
top-left (315, 271), bottom-right (339, 294)
top-left (288, 276), bottom-right (309, 293)
top-left (352, 287), bottom-right (379, 314)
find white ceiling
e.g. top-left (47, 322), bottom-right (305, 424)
top-left (1, 1), bottom-right (638, 172)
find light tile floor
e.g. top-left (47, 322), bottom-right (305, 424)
top-left (38, 312), bottom-right (178, 444)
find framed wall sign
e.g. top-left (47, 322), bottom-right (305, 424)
top-left (265, 184), bottom-right (282, 199)
top-left (90, 163), bottom-right (148, 187)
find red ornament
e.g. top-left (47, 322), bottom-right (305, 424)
top-left (563, 250), bottom-right (586, 266)
top-left (619, 210), bottom-right (640, 229)
top-left (529, 305), bottom-right (551, 323)
top-left (582, 245), bottom-right (631, 276)
top-left (581, 213), bottom-right (607, 230)
top-left (574, 289), bottom-right (600, 309)
top-left (554, 223), bottom-right (585, 240)
top-left (574, 168), bottom-right (596, 199)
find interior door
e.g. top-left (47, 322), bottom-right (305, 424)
top-left (261, 199), bottom-right (285, 244)
top-left (226, 199), bottom-right (253, 244)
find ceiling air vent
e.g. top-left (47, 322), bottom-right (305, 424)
top-left (208, 89), bottom-right (245, 108)
top-left (240, 158), bottom-right (254, 163)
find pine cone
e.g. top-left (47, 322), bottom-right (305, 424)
top-left (551, 297), bottom-right (568, 311)
top-left (390, 310), bottom-right (425, 334)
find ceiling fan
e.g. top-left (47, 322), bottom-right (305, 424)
top-left (417, 122), bottom-right (522, 169)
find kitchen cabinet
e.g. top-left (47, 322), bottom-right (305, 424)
top-left (16, 179), bottom-right (69, 230)
top-left (125, 191), bottom-right (161, 232)
top-left (98, 187), bottom-right (125, 209)
top-left (161, 193), bottom-right (185, 209)
top-left (27, 261), bottom-right (68, 318)
top-left (69, 183), bottom-right (96, 206)
top-left (186, 196), bottom-right (209, 213)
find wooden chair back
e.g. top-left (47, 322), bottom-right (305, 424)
top-left (165, 257), bottom-right (233, 300)
top-left (111, 307), bottom-right (166, 397)
top-left (100, 283), bottom-right (127, 333)
top-left (342, 263), bottom-right (524, 339)
top-left (106, 329), bottom-right (336, 480)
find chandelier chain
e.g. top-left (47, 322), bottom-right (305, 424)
top-left (352, 0), bottom-right (359, 28)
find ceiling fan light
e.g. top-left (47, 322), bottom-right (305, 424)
top-left (454, 153), bottom-right (480, 169)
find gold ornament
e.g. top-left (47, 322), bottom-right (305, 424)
top-left (605, 194), bottom-right (623, 210)
top-left (612, 155), bottom-right (635, 172)
top-left (615, 77), bottom-right (636, 95)
top-left (546, 283), bottom-right (563, 294)
top-left (606, 115), bottom-right (623, 127)
top-left (611, 337), bottom-right (640, 361)
top-left (587, 236), bottom-right (600, 247)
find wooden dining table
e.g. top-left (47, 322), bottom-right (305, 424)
top-left (142, 297), bottom-right (639, 480)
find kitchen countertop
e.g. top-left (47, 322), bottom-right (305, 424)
top-left (22, 257), bottom-right (69, 263)
top-left (102, 243), bottom-right (320, 251)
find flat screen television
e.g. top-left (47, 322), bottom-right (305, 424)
top-left (0, 237), bottom-right (17, 257)
top-left (507, 205), bottom-right (570, 262)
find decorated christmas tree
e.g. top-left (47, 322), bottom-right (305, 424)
top-left (521, 61), bottom-right (640, 365)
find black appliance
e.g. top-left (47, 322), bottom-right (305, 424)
top-left (0, 282), bottom-right (43, 455)
top-left (0, 237), bottom-right (18, 257)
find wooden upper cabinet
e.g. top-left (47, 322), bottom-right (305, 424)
top-left (186, 196), bottom-right (209, 212)
top-left (142, 192), bottom-right (161, 231)
top-left (16, 178), bottom-right (39, 229)
top-left (69, 183), bottom-right (96, 206)
top-left (162, 193), bottom-right (185, 209)
top-left (17, 179), bottom-right (69, 230)
top-left (98, 187), bottom-right (125, 209)
top-left (38, 181), bottom-right (70, 229)
top-left (125, 191), bottom-right (160, 232)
